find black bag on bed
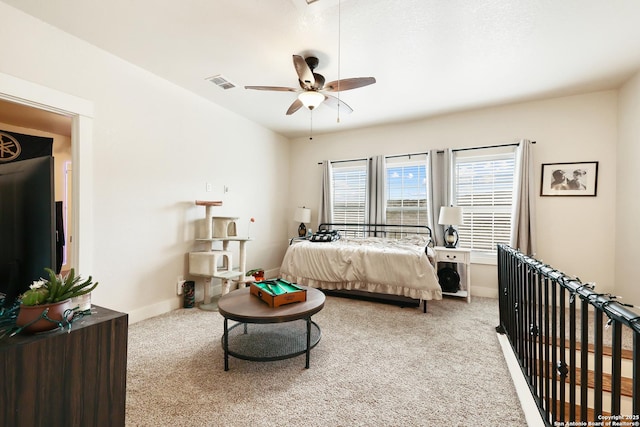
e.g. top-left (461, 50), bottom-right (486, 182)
top-left (437, 267), bottom-right (460, 293)
top-left (310, 229), bottom-right (340, 242)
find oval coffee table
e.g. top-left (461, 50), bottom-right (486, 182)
top-left (218, 285), bottom-right (325, 371)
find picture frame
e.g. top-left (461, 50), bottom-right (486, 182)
top-left (540, 161), bottom-right (598, 196)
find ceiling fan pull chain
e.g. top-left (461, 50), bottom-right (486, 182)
top-left (309, 111), bottom-right (313, 141)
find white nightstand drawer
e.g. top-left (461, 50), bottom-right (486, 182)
top-left (435, 248), bottom-right (470, 263)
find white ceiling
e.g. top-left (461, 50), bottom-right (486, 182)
top-left (4, 0), bottom-right (640, 139)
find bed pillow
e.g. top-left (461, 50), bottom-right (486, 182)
top-left (310, 229), bottom-right (341, 242)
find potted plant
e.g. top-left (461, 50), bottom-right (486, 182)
top-left (246, 268), bottom-right (265, 282)
top-left (16, 268), bottom-right (98, 333)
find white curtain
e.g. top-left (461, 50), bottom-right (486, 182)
top-left (367, 155), bottom-right (386, 230)
top-left (318, 160), bottom-right (333, 226)
top-left (428, 148), bottom-right (451, 246)
top-left (510, 139), bottom-right (536, 255)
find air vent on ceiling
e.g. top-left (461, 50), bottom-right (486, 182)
top-left (205, 74), bottom-right (236, 90)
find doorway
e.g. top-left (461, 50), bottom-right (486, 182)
top-left (0, 71), bottom-right (95, 274)
top-left (0, 99), bottom-right (73, 270)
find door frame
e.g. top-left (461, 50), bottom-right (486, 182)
top-left (0, 72), bottom-right (95, 274)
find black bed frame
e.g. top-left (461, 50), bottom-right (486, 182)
top-left (318, 223), bottom-right (433, 242)
top-left (316, 223), bottom-right (434, 312)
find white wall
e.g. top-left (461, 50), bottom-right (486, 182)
top-left (0, 2), bottom-right (291, 322)
top-left (288, 91), bottom-right (618, 298)
top-left (616, 71), bottom-right (640, 308)
top-left (1, 2), bottom-right (631, 314)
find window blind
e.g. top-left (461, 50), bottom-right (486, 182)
top-left (453, 149), bottom-right (515, 253)
top-left (331, 160), bottom-right (367, 226)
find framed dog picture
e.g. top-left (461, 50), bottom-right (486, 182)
top-left (540, 161), bottom-right (598, 196)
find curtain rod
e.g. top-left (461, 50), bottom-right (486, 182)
top-left (451, 140), bottom-right (536, 153)
top-left (317, 141), bottom-right (536, 164)
top-left (386, 151), bottom-right (429, 160)
top-left (317, 157), bottom-right (368, 165)
top-left (317, 151), bottom-right (429, 165)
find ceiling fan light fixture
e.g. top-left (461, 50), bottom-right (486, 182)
top-left (298, 91), bottom-right (325, 110)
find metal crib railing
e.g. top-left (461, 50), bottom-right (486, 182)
top-left (497, 244), bottom-right (640, 426)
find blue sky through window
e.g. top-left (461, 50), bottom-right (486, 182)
top-left (387, 165), bottom-right (427, 200)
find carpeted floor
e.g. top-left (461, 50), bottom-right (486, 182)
top-left (125, 296), bottom-right (525, 426)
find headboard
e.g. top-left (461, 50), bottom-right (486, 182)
top-left (318, 223), bottom-right (433, 245)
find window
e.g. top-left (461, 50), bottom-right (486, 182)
top-left (331, 160), bottom-right (367, 227)
top-left (452, 147), bottom-right (516, 256)
top-left (385, 154), bottom-right (429, 226)
top-left (326, 148), bottom-right (517, 257)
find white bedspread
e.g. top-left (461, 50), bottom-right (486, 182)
top-left (280, 237), bottom-right (442, 301)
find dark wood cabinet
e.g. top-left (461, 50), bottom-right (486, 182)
top-left (0, 306), bottom-right (128, 427)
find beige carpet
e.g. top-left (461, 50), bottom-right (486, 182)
top-left (125, 296), bottom-right (525, 426)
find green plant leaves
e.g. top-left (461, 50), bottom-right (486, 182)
top-left (42, 268), bottom-right (98, 304)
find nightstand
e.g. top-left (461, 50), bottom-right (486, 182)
top-left (434, 246), bottom-right (471, 303)
top-left (289, 236), bottom-right (309, 245)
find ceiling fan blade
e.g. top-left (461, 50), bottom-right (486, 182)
top-left (324, 77), bottom-right (376, 92)
top-left (312, 73), bottom-right (325, 90)
top-left (244, 85), bottom-right (298, 92)
top-left (292, 55), bottom-right (315, 89)
top-left (286, 99), bottom-right (304, 115)
top-left (322, 94), bottom-right (353, 114)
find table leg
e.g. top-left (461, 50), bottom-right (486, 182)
top-left (223, 317), bottom-right (229, 371)
top-left (305, 317), bottom-right (311, 369)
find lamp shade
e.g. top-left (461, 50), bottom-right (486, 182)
top-left (438, 206), bottom-right (463, 226)
top-left (298, 91), bottom-right (325, 110)
top-left (294, 207), bottom-right (311, 223)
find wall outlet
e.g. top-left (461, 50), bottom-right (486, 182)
top-left (177, 277), bottom-right (185, 295)
top-left (206, 182), bottom-right (212, 192)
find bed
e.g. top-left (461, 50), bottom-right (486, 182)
top-left (280, 223), bottom-right (442, 312)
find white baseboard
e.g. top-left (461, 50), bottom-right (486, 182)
top-left (497, 333), bottom-right (545, 427)
top-left (128, 269), bottom-right (284, 324)
top-left (132, 267), bottom-right (493, 324)
top-left (471, 285), bottom-right (498, 299)
top-left (265, 267), bottom-right (281, 279)
top-left (127, 298), bottom-right (181, 324)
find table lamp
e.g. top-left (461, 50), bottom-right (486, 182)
top-left (438, 206), bottom-right (463, 248)
top-left (294, 207), bottom-right (311, 237)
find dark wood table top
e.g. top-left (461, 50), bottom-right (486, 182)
top-left (0, 305), bottom-right (127, 348)
top-left (218, 286), bottom-right (325, 324)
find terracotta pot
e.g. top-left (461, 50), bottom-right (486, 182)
top-left (16, 299), bottom-right (74, 334)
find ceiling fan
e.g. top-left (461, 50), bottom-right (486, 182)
top-left (245, 55), bottom-right (376, 115)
